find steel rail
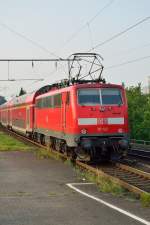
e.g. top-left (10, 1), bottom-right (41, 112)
top-left (128, 147), bottom-right (150, 161)
top-left (128, 152), bottom-right (150, 161)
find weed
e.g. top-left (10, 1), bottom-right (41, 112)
top-left (140, 193), bottom-right (150, 207)
top-left (36, 148), bottom-right (61, 161)
top-left (0, 131), bottom-right (33, 151)
top-left (124, 192), bottom-right (138, 202)
top-left (75, 166), bottom-right (126, 197)
top-left (48, 192), bottom-right (57, 197)
top-left (64, 159), bottom-right (73, 167)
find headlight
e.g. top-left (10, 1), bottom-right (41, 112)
top-left (81, 128), bottom-right (87, 134)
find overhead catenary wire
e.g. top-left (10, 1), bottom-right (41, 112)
top-left (0, 21), bottom-right (70, 84)
top-left (0, 78), bottom-right (44, 81)
top-left (87, 22), bottom-right (94, 50)
top-left (1, 7), bottom-right (150, 95)
top-left (106, 55), bottom-right (150, 69)
top-left (105, 41), bottom-right (150, 59)
top-left (0, 22), bottom-right (62, 59)
top-left (24, 66), bottom-right (65, 93)
top-left (0, 58), bottom-right (73, 83)
top-left (0, 58), bottom-right (77, 62)
top-left (88, 16), bottom-right (150, 51)
top-left (0, 4), bottom-right (113, 96)
top-left (60, 0), bottom-right (115, 49)
top-left (0, 1), bottom-right (114, 92)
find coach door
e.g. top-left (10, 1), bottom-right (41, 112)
top-left (7, 109), bottom-right (9, 126)
top-left (26, 107), bottom-right (30, 130)
top-left (10, 110), bottom-right (12, 126)
top-left (62, 92), bottom-right (70, 132)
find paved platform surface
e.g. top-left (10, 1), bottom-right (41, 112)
top-left (0, 151), bottom-right (149, 225)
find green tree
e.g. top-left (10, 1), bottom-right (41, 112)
top-left (140, 95), bottom-right (150, 140)
top-left (126, 84), bottom-right (148, 140)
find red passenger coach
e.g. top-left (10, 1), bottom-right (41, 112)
top-left (10, 94), bottom-right (35, 134)
top-left (0, 93), bottom-right (35, 134)
top-left (0, 101), bottom-right (10, 127)
top-left (0, 85), bottom-right (52, 136)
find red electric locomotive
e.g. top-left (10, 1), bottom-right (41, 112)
top-left (0, 53), bottom-right (129, 161)
top-left (34, 82), bottom-right (129, 161)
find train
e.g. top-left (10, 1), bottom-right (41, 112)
top-left (0, 53), bottom-right (130, 161)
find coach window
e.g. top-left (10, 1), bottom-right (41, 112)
top-left (45, 97), bottom-right (49, 108)
top-left (42, 98), bottom-right (46, 108)
top-left (35, 100), bottom-right (38, 108)
top-left (53, 94), bottom-right (62, 108)
top-left (36, 99), bottom-right (40, 108)
top-left (45, 96), bottom-right (51, 108)
top-left (49, 96), bottom-right (53, 108)
top-left (44, 97), bottom-right (47, 108)
top-left (66, 92), bottom-right (70, 105)
top-left (39, 99), bottom-right (43, 108)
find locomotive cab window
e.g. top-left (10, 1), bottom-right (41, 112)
top-left (43, 96), bottom-right (53, 108)
top-left (53, 94), bottom-right (62, 108)
top-left (78, 88), bottom-right (123, 106)
top-left (78, 89), bottom-right (100, 105)
top-left (101, 89), bottom-right (122, 105)
top-left (66, 92), bottom-right (70, 105)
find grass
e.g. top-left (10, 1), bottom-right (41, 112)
top-left (75, 167), bottom-right (128, 197)
top-left (0, 131), bottom-right (34, 151)
top-left (140, 193), bottom-right (150, 207)
top-left (36, 147), bottom-right (61, 160)
top-left (75, 166), bottom-right (150, 207)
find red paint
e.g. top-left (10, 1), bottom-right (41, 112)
top-left (0, 83), bottom-right (129, 137)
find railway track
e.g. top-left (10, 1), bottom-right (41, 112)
top-left (129, 141), bottom-right (150, 161)
top-left (1, 126), bottom-right (150, 196)
top-left (77, 161), bottom-right (150, 195)
top-left (128, 148), bottom-right (150, 161)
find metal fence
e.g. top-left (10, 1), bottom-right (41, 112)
top-left (131, 139), bottom-right (150, 146)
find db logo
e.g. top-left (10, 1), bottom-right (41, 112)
top-left (97, 118), bottom-right (108, 124)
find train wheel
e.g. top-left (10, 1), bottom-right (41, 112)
top-left (54, 139), bottom-right (61, 152)
top-left (75, 147), bottom-right (90, 161)
top-left (33, 132), bottom-right (38, 142)
top-left (60, 143), bottom-right (66, 154)
top-left (60, 143), bottom-right (70, 156)
top-left (40, 134), bottom-right (45, 145)
top-left (71, 150), bottom-right (77, 162)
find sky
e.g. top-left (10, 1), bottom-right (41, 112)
top-left (0, 0), bottom-right (150, 99)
